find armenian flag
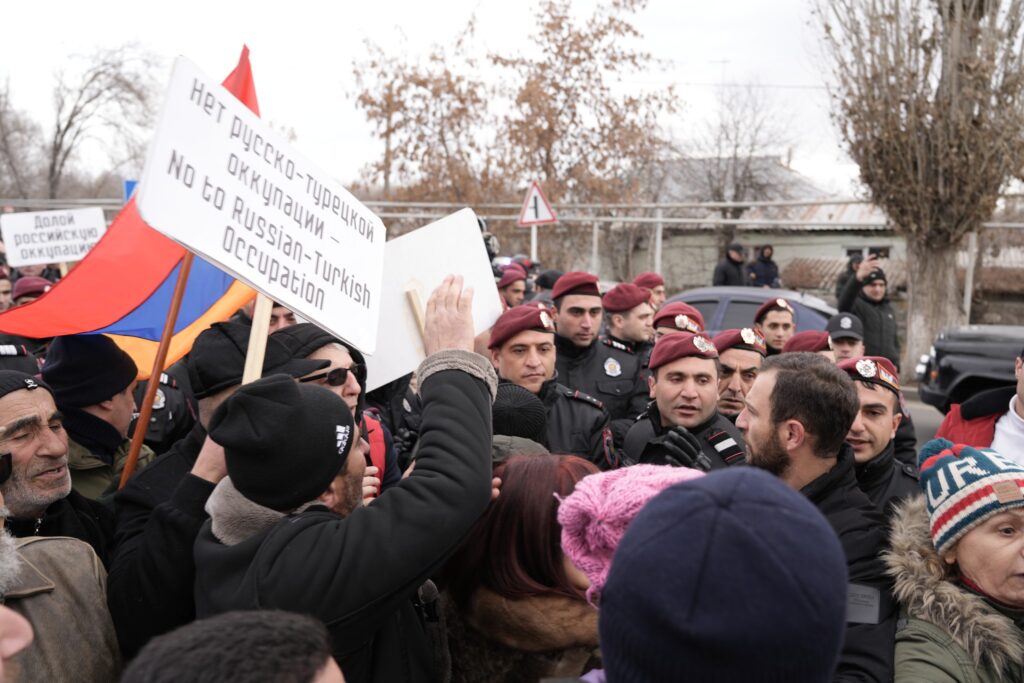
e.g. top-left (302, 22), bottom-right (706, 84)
top-left (0, 47), bottom-right (261, 377)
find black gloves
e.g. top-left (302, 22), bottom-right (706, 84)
top-left (656, 426), bottom-right (712, 472)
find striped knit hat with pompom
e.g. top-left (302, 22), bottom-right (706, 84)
top-left (918, 438), bottom-right (1024, 555)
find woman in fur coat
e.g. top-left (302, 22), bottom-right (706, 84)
top-left (440, 454), bottom-right (600, 683)
top-left (886, 439), bottom-right (1024, 682)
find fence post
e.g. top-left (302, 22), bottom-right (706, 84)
top-left (591, 221), bottom-right (600, 274)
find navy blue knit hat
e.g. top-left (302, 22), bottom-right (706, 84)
top-left (600, 468), bottom-right (848, 682)
top-left (42, 335), bottom-right (137, 408)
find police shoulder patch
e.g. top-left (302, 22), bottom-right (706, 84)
top-left (566, 389), bottom-right (604, 410)
top-left (602, 337), bottom-right (631, 353)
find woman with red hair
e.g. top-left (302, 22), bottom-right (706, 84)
top-left (441, 454), bottom-right (600, 682)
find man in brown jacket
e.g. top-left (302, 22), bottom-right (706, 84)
top-left (0, 456), bottom-right (120, 681)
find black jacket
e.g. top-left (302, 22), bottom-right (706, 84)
top-left (622, 404), bottom-right (746, 470)
top-left (801, 446), bottom-right (896, 682)
top-left (107, 423), bottom-right (214, 657)
top-left (893, 406), bottom-right (918, 465)
top-left (554, 335), bottom-right (649, 446)
top-left (533, 377), bottom-right (616, 470)
top-left (194, 361), bottom-right (495, 683)
top-left (712, 257), bottom-right (746, 286)
top-left (747, 254), bottom-right (779, 288)
top-left (838, 277), bottom-right (901, 368)
top-left (6, 489), bottom-right (115, 567)
top-left (854, 440), bottom-right (920, 521)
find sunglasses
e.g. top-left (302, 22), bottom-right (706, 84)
top-left (300, 364), bottom-right (366, 388)
top-left (0, 453), bottom-right (11, 486)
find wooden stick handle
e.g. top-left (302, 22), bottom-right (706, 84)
top-left (120, 252), bottom-right (195, 489)
top-left (405, 288), bottom-right (426, 340)
top-left (242, 293), bottom-right (273, 384)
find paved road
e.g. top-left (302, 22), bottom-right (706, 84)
top-left (904, 390), bottom-right (944, 446)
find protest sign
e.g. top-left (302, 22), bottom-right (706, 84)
top-left (365, 208), bottom-right (503, 391)
top-left (137, 56), bottom-right (385, 353)
top-left (0, 207), bottom-right (107, 268)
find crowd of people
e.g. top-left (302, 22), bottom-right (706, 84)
top-left (0, 249), bottom-right (1021, 683)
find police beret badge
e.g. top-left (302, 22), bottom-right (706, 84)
top-left (776, 298), bottom-right (794, 312)
top-left (540, 311), bottom-right (554, 330)
top-left (855, 358), bottom-right (877, 378)
top-left (693, 336), bottom-right (715, 354)
top-left (604, 357), bottom-right (622, 377)
top-left (675, 314), bottom-right (698, 333)
top-left (740, 328), bottom-right (758, 345)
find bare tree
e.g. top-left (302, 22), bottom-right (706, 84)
top-left (695, 84), bottom-right (792, 254)
top-left (818, 0), bottom-right (1024, 371)
top-left (0, 81), bottom-right (42, 198)
top-left (47, 44), bottom-right (158, 198)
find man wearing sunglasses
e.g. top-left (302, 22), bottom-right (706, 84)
top-left (0, 452), bottom-right (120, 682)
top-left (273, 324), bottom-right (402, 500)
top-left (107, 322), bottom-right (328, 658)
top-left (0, 371), bottom-right (115, 565)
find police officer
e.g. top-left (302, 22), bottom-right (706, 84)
top-left (623, 332), bottom-right (746, 470)
top-left (838, 355), bottom-right (919, 519)
top-left (827, 313), bottom-right (866, 362)
top-left (489, 305), bottom-right (616, 469)
top-left (632, 271), bottom-right (667, 311)
top-left (782, 330), bottom-right (835, 361)
top-left (551, 273), bottom-right (647, 446)
top-left (496, 264), bottom-right (528, 308)
top-left (598, 283), bottom-right (658, 441)
top-left (712, 328), bottom-right (767, 424)
top-left (753, 297), bottom-right (797, 355)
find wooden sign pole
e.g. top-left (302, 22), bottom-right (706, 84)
top-left (241, 293), bottom-right (273, 384)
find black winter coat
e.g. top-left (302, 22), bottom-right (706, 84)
top-left (838, 277), bottom-right (901, 368)
top-left (554, 335), bottom-right (649, 447)
top-left (107, 423), bottom-right (214, 657)
top-left (801, 446), bottom-right (897, 682)
top-left (747, 255), bottom-right (779, 288)
top-left (5, 489), bottom-right (115, 566)
top-left (194, 362), bottom-right (495, 683)
top-left (622, 405), bottom-right (746, 470)
top-left (712, 257), bottom-right (746, 286)
top-left (533, 378), bottom-right (616, 470)
top-left (854, 440), bottom-right (919, 521)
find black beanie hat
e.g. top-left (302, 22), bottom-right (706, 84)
top-left (600, 468), bottom-right (848, 683)
top-left (493, 383), bottom-right (548, 444)
top-left (208, 374), bottom-right (357, 512)
top-left (42, 335), bottom-right (137, 408)
top-left (271, 323), bottom-right (368, 418)
top-left (0, 370), bottom-right (51, 401)
top-left (863, 268), bottom-right (886, 284)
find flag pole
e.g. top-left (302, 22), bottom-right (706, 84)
top-left (119, 252), bottom-right (195, 489)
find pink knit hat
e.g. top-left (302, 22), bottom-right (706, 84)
top-left (558, 465), bottom-right (705, 605)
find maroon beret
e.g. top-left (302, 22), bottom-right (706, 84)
top-left (602, 283), bottom-right (651, 313)
top-left (551, 271), bottom-right (600, 300)
top-left (653, 302), bottom-right (705, 333)
top-left (837, 356), bottom-right (900, 394)
top-left (782, 330), bottom-right (832, 354)
top-left (632, 272), bottom-right (664, 289)
top-left (648, 332), bottom-right (719, 370)
top-left (488, 305), bottom-right (556, 349)
top-left (753, 297), bottom-right (795, 324)
top-left (497, 264), bottom-right (527, 289)
top-left (713, 328), bottom-right (767, 356)
top-left (12, 276), bottom-right (53, 301)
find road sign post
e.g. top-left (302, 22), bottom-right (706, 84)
top-left (517, 181), bottom-right (557, 263)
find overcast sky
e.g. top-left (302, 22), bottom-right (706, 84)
top-left (0, 0), bottom-right (862, 197)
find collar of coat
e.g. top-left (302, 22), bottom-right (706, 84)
top-left (463, 586), bottom-right (599, 653)
top-left (2, 538), bottom-right (57, 601)
top-left (885, 495), bottom-right (1024, 676)
top-left (205, 477), bottom-right (322, 547)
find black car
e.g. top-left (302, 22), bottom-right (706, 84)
top-left (916, 325), bottom-right (1023, 413)
top-left (666, 286), bottom-right (837, 336)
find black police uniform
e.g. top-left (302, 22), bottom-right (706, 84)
top-left (525, 377), bottom-right (617, 470)
top-left (133, 369), bottom-right (196, 455)
top-left (554, 334), bottom-right (649, 446)
top-left (622, 402), bottom-right (746, 470)
top-left (854, 440), bottom-right (919, 521)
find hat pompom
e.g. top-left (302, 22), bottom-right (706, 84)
top-left (917, 437), bottom-right (955, 471)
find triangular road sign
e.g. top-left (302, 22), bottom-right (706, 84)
top-left (517, 180), bottom-right (558, 227)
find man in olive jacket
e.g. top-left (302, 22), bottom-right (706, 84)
top-left (194, 277), bottom-right (495, 683)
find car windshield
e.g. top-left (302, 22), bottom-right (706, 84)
top-left (720, 300), bottom-right (762, 331)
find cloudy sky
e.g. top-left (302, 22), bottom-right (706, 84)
top-left (0, 0), bottom-right (862, 196)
